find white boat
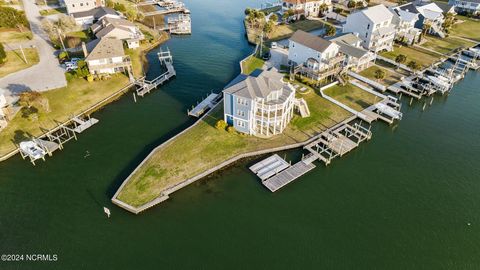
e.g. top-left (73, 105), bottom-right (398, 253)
top-left (19, 141), bottom-right (46, 160)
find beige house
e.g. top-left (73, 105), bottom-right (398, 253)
top-left (330, 33), bottom-right (376, 72)
top-left (282, 0), bottom-right (332, 18)
top-left (64, 0), bottom-right (104, 15)
top-left (83, 38), bottom-right (132, 75)
top-left (91, 17), bottom-right (144, 48)
top-left (71, 6), bottom-right (121, 27)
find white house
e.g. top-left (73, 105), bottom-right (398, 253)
top-left (0, 89), bottom-right (9, 130)
top-left (223, 68), bottom-right (297, 137)
top-left (288, 30), bottom-right (345, 80)
top-left (282, 0), bottom-right (332, 18)
top-left (329, 33), bottom-right (376, 72)
top-left (91, 17), bottom-right (144, 48)
top-left (71, 6), bottom-right (121, 27)
top-left (83, 38), bottom-right (132, 75)
top-left (397, 2), bottom-right (446, 37)
top-left (343, 4), bottom-right (396, 53)
top-left (390, 6), bottom-right (422, 44)
top-left (449, 0), bottom-right (480, 14)
top-left (64, 0), bottom-right (104, 15)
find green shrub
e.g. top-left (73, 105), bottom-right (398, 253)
top-left (0, 43), bottom-right (6, 65)
top-left (226, 126), bottom-right (236, 134)
top-left (0, 6), bottom-right (29, 28)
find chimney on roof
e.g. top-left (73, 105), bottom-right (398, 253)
top-left (82, 42), bottom-right (88, 58)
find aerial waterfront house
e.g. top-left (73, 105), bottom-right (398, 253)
top-left (396, 2), bottom-right (446, 37)
top-left (82, 38), bottom-right (132, 75)
top-left (288, 30), bottom-right (345, 81)
top-left (343, 4), bottom-right (396, 53)
top-left (71, 6), bottom-right (121, 27)
top-left (64, 0), bottom-right (105, 15)
top-left (281, 0), bottom-right (332, 18)
top-left (0, 89), bottom-right (8, 131)
top-left (449, 0), bottom-right (480, 14)
top-left (389, 6), bottom-right (422, 45)
top-left (91, 17), bottom-right (145, 48)
top-left (223, 68), bottom-right (296, 137)
top-left (329, 33), bottom-right (376, 72)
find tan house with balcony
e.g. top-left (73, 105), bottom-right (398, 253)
top-left (330, 33), bottom-right (376, 72)
top-left (91, 17), bottom-right (145, 48)
top-left (282, 0), bottom-right (332, 18)
top-left (288, 30), bottom-right (345, 81)
top-left (83, 38), bottom-right (132, 75)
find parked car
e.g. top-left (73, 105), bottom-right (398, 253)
top-left (262, 51), bottom-right (271, 60)
top-left (65, 62), bottom-right (78, 71)
top-left (271, 42), bottom-right (277, 49)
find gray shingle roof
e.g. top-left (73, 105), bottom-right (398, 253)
top-left (71, 7), bottom-right (118, 19)
top-left (290, 30), bottom-right (334, 53)
top-left (223, 68), bottom-right (288, 100)
top-left (85, 38), bottom-right (125, 61)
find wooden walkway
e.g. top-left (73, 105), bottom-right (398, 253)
top-left (188, 93), bottom-right (219, 117)
top-left (135, 62), bottom-right (176, 97)
top-left (262, 161), bottom-right (316, 192)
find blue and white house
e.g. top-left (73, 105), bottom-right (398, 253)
top-left (449, 0), bottom-right (480, 15)
top-left (223, 68), bottom-right (296, 137)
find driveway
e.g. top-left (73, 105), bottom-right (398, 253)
top-left (0, 0), bottom-right (67, 99)
top-left (264, 47), bottom-right (289, 70)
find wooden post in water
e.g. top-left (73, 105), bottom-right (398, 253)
top-left (133, 93), bottom-right (137, 103)
top-left (430, 96), bottom-right (434, 106)
top-left (409, 97), bottom-right (413, 106)
top-left (422, 102), bottom-right (427, 111)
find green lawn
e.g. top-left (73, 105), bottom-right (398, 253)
top-left (246, 19), bottom-right (325, 43)
top-left (65, 30), bottom-right (90, 40)
top-left (0, 76), bottom-right (130, 155)
top-left (449, 15), bottom-right (480, 41)
top-left (0, 48), bottom-right (39, 78)
top-left (421, 36), bottom-right (475, 54)
top-left (381, 45), bottom-right (441, 68)
top-left (241, 55), bottom-right (265, 74)
top-left (39, 7), bottom-right (66, 16)
top-left (0, 29), bottom-right (33, 43)
top-left (323, 83), bottom-right (380, 111)
top-left (116, 86), bottom-right (352, 207)
top-left (359, 66), bottom-right (403, 86)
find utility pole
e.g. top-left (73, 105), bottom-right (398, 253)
top-left (56, 27), bottom-right (67, 53)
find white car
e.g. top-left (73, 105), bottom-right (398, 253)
top-left (271, 42), bottom-right (277, 49)
top-left (65, 62), bottom-right (78, 71)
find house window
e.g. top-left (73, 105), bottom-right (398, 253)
top-left (237, 98), bottom-right (248, 106)
top-left (365, 32), bottom-right (368, 38)
top-left (80, 3), bottom-right (83, 6)
top-left (367, 24), bottom-right (370, 30)
top-left (237, 120), bottom-right (246, 128)
top-left (237, 110), bottom-right (245, 117)
top-left (72, 4), bottom-right (75, 7)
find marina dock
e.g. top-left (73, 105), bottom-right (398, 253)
top-left (187, 93), bottom-right (220, 117)
top-left (134, 48), bottom-right (176, 97)
top-left (250, 120), bottom-right (372, 192)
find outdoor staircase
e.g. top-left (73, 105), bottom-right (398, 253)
top-left (430, 24), bottom-right (445, 38)
top-left (295, 98), bottom-right (310, 118)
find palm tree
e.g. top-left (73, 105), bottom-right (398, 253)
top-left (374, 68), bottom-right (386, 82)
top-left (395, 54), bottom-right (407, 69)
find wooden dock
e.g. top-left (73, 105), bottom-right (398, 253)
top-left (135, 49), bottom-right (176, 97)
top-left (188, 93), bottom-right (220, 117)
top-left (262, 161), bottom-right (316, 192)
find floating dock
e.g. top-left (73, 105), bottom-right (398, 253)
top-left (187, 93), bottom-right (220, 117)
top-left (251, 120), bottom-right (372, 192)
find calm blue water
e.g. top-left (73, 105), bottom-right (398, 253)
top-left (0, 0), bottom-right (479, 269)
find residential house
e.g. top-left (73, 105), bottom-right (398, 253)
top-left (390, 6), bottom-right (422, 45)
top-left (343, 4), bottom-right (396, 53)
top-left (449, 0), bottom-right (480, 15)
top-left (71, 6), bottom-right (121, 27)
top-left (282, 0), bottom-right (332, 19)
top-left (435, 1), bottom-right (457, 14)
top-left (397, 2), bottom-right (446, 37)
top-left (329, 33), bottom-right (376, 71)
top-left (91, 17), bottom-right (144, 48)
top-left (288, 30), bottom-right (345, 80)
top-left (83, 38), bottom-right (132, 75)
top-left (223, 68), bottom-right (296, 137)
top-left (64, 0), bottom-right (104, 15)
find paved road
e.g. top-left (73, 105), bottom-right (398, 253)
top-left (0, 0), bottom-right (67, 99)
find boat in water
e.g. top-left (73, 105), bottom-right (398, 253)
top-left (19, 141), bottom-right (46, 160)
